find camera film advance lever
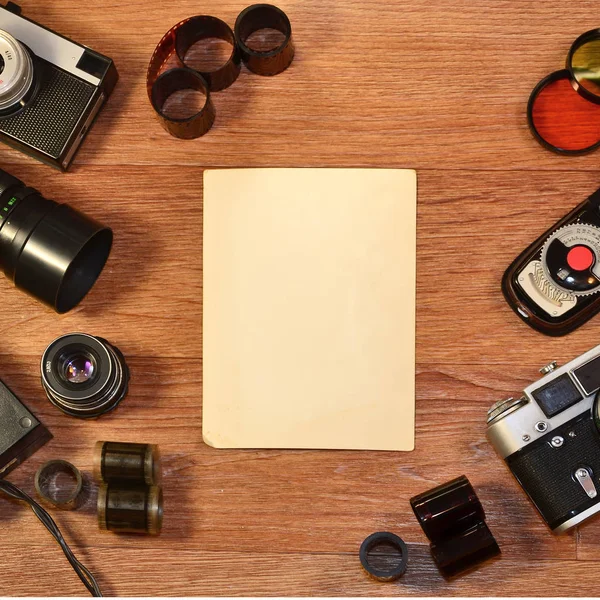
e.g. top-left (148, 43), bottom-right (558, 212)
top-left (0, 2), bottom-right (118, 170)
top-left (503, 186), bottom-right (600, 335)
top-left (487, 343), bottom-right (600, 532)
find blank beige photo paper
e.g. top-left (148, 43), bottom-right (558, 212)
top-left (203, 168), bottom-right (417, 451)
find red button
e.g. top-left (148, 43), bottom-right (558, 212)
top-left (567, 245), bottom-right (594, 271)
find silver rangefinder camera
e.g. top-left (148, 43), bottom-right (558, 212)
top-left (487, 344), bottom-right (600, 533)
top-left (0, 2), bottom-right (118, 170)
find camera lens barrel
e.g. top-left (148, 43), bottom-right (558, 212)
top-left (0, 30), bottom-right (37, 117)
top-left (0, 168), bottom-right (113, 312)
top-left (41, 333), bottom-right (130, 419)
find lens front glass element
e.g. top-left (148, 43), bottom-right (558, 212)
top-left (57, 347), bottom-right (99, 387)
top-left (63, 354), bottom-right (96, 384)
top-left (0, 55), bottom-right (4, 76)
top-left (571, 35), bottom-right (600, 99)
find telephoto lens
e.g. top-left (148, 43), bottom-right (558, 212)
top-left (0, 168), bottom-right (113, 312)
top-left (41, 333), bottom-right (130, 419)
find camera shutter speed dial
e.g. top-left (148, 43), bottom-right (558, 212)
top-left (541, 223), bottom-right (600, 296)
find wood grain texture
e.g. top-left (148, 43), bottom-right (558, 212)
top-left (1, 0), bottom-right (600, 596)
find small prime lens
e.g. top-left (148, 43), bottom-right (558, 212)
top-left (0, 168), bottom-right (113, 312)
top-left (41, 333), bottom-right (130, 419)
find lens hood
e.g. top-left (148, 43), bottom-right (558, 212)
top-left (0, 169), bottom-right (113, 312)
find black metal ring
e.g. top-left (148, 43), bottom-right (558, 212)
top-left (151, 68), bottom-right (216, 139)
top-left (566, 28), bottom-right (600, 106)
top-left (175, 16), bottom-right (241, 91)
top-left (234, 4), bottom-right (295, 76)
top-left (34, 460), bottom-right (83, 510)
top-left (527, 69), bottom-right (600, 156)
top-left (359, 532), bottom-right (408, 582)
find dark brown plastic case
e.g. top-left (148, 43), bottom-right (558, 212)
top-left (502, 187), bottom-right (600, 336)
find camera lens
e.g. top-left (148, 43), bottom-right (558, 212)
top-left (0, 30), bottom-right (37, 117)
top-left (41, 333), bottom-right (130, 419)
top-left (0, 168), bottom-right (113, 313)
top-left (62, 352), bottom-right (96, 384)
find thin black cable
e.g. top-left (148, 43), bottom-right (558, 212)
top-left (0, 478), bottom-right (102, 597)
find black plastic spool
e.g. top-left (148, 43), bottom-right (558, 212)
top-left (359, 532), bottom-right (408, 582)
top-left (234, 4), bottom-right (295, 76)
top-left (175, 16), bottom-right (241, 91)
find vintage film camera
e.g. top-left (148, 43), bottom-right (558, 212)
top-left (487, 344), bottom-right (600, 533)
top-left (0, 2), bottom-right (118, 170)
top-left (502, 187), bottom-right (600, 336)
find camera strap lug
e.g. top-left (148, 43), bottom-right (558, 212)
top-left (575, 467), bottom-right (597, 498)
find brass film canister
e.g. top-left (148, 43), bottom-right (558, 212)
top-left (93, 441), bottom-right (161, 486)
top-left (98, 483), bottom-right (163, 535)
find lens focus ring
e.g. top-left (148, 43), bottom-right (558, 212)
top-left (41, 333), bottom-right (130, 419)
top-left (0, 31), bottom-right (35, 114)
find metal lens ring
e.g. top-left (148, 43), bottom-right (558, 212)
top-left (34, 460), bottom-right (83, 510)
top-left (567, 29), bottom-right (600, 105)
top-left (175, 16), bottom-right (241, 91)
top-left (359, 532), bottom-right (408, 582)
top-left (234, 4), bottom-right (295, 76)
top-left (527, 69), bottom-right (600, 155)
top-left (41, 333), bottom-right (130, 419)
top-left (151, 68), bottom-right (216, 139)
top-left (0, 30), bottom-right (36, 116)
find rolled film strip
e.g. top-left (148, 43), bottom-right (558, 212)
top-left (234, 4), bottom-right (295, 76)
top-left (146, 16), bottom-right (240, 138)
top-left (147, 6), bottom-right (294, 138)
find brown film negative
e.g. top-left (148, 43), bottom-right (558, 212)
top-left (146, 16), bottom-right (240, 138)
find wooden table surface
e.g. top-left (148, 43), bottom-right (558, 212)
top-left (3, 0), bottom-right (600, 596)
